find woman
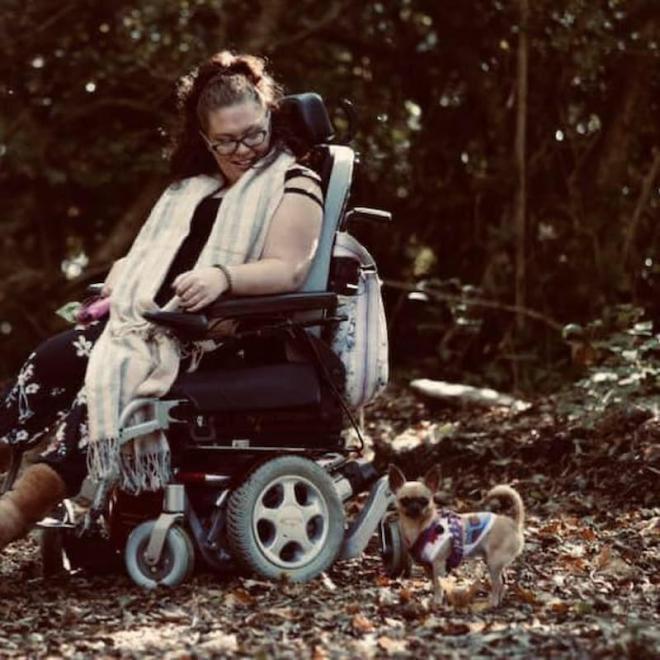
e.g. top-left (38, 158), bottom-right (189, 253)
top-left (0, 51), bottom-right (324, 551)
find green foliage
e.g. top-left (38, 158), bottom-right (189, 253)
top-left (558, 304), bottom-right (660, 423)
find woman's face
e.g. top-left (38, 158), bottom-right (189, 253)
top-left (201, 101), bottom-right (271, 184)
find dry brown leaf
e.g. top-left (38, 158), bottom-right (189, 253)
top-left (230, 588), bottom-right (255, 606)
top-left (378, 636), bottom-right (408, 655)
top-left (539, 521), bottom-right (562, 535)
top-left (468, 621), bottom-right (487, 633)
top-left (513, 584), bottom-right (538, 605)
top-left (594, 545), bottom-right (612, 570)
top-left (559, 555), bottom-right (588, 572)
top-left (375, 575), bottom-right (391, 587)
top-left (352, 613), bottom-right (375, 634)
top-left (311, 644), bottom-right (328, 660)
top-left (641, 517), bottom-right (660, 536)
top-left (441, 622), bottom-right (471, 635)
top-left (399, 588), bottom-right (414, 604)
top-left (268, 607), bottom-right (297, 621)
top-left (579, 527), bottom-right (597, 542)
top-left (548, 600), bottom-right (570, 615)
top-left (445, 580), bottom-right (481, 609)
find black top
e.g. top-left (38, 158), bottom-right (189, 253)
top-left (153, 164), bottom-right (324, 308)
top-left (154, 195), bottom-right (223, 307)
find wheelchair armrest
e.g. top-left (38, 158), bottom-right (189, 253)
top-left (142, 311), bottom-right (210, 339)
top-left (206, 292), bottom-right (338, 319)
top-left (142, 292), bottom-right (338, 340)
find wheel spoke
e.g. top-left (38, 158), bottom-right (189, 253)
top-left (286, 526), bottom-right (315, 553)
top-left (268, 531), bottom-right (289, 557)
top-left (301, 498), bottom-right (323, 524)
top-left (254, 501), bottom-right (281, 524)
top-left (281, 479), bottom-right (298, 507)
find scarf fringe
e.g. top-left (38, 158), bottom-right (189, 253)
top-left (86, 435), bottom-right (171, 494)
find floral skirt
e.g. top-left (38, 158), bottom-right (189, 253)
top-left (0, 319), bottom-right (109, 494)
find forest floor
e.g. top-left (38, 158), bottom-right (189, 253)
top-left (0, 379), bottom-right (658, 658)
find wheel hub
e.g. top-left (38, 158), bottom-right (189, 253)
top-left (253, 475), bottom-right (329, 570)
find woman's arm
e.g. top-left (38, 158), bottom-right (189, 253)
top-left (174, 176), bottom-right (323, 312)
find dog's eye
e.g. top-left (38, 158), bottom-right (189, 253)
top-left (400, 497), bottom-right (413, 506)
top-left (417, 497), bottom-right (429, 508)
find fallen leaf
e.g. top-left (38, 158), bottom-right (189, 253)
top-left (594, 545), bottom-right (612, 570)
top-left (512, 585), bottom-right (539, 605)
top-left (378, 636), bottom-right (408, 654)
top-left (320, 573), bottom-right (337, 592)
top-left (198, 631), bottom-right (238, 653)
top-left (399, 588), bottom-right (413, 604)
top-left (579, 527), bottom-right (597, 542)
top-left (441, 622), bottom-right (471, 635)
top-left (548, 599), bottom-right (570, 615)
top-left (229, 588), bottom-right (255, 606)
top-left (311, 644), bottom-right (328, 660)
top-left (352, 613), bottom-right (375, 634)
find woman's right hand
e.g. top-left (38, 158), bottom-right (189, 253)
top-left (101, 257), bottom-right (126, 297)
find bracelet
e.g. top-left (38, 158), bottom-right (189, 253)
top-left (213, 264), bottom-right (233, 294)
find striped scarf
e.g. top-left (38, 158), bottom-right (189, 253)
top-left (84, 150), bottom-right (295, 493)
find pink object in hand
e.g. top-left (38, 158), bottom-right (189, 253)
top-left (75, 296), bottom-right (111, 324)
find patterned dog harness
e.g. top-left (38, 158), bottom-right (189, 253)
top-left (409, 511), bottom-right (495, 571)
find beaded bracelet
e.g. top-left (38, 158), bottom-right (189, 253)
top-left (213, 264), bottom-right (233, 294)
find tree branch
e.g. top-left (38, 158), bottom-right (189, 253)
top-left (383, 279), bottom-right (563, 333)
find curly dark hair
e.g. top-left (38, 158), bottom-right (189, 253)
top-left (168, 51), bottom-right (308, 180)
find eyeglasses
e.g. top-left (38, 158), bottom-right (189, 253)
top-left (200, 112), bottom-right (271, 156)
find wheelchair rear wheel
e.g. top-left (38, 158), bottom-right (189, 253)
top-left (226, 456), bottom-right (345, 582)
top-left (124, 521), bottom-right (195, 588)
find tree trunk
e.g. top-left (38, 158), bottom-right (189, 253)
top-left (514, 0), bottom-right (529, 332)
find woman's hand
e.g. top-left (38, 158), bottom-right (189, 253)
top-left (173, 267), bottom-right (229, 312)
top-left (101, 257), bottom-right (127, 297)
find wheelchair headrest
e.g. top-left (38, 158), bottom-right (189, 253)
top-left (278, 93), bottom-right (335, 146)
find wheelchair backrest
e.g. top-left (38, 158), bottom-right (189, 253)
top-left (278, 93), bottom-right (356, 293)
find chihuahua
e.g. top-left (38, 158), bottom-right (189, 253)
top-left (388, 464), bottom-right (524, 607)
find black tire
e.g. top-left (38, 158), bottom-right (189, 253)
top-left (39, 528), bottom-right (67, 577)
top-left (226, 456), bottom-right (345, 582)
top-left (380, 518), bottom-right (412, 578)
top-left (124, 521), bottom-right (195, 589)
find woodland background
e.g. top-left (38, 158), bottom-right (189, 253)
top-left (1, 0), bottom-right (659, 393)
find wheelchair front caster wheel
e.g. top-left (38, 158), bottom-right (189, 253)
top-left (226, 456), bottom-right (345, 582)
top-left (380, 517), bottom-right (411, 578)
top-left (124, 521), bottom-right (195, 588)
top-left (40, 527), bottom-right (67, 577)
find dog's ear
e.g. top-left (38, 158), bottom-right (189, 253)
top-left (388, 464), bottom-right (406, 494)
top-left (423, 465), bottom-right (442, 493)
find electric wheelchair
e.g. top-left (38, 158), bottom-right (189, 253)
top-left (7, 93), bottom-right (401, 587)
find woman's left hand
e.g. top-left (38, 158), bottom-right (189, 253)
top-left (173, 267), bottom-right (229, 312)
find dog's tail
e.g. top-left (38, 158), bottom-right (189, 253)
top-left (487, 485), bottom-right (524, 530)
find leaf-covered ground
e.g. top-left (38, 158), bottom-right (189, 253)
top-left (0, 381), bottom-right (658, 658)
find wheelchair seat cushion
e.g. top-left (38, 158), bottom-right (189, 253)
top-left (165, 363), bottom-right (322, 411)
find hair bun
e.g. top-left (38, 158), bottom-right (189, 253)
top-left (210, 51), bottom-right (264, 86)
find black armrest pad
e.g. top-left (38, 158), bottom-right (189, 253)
top-left (142, 312), bottom-right (209, 339)
top-left (206, 292), bottom-right (337, 319)
top-left (142, 292), bottom-right (337, 339)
